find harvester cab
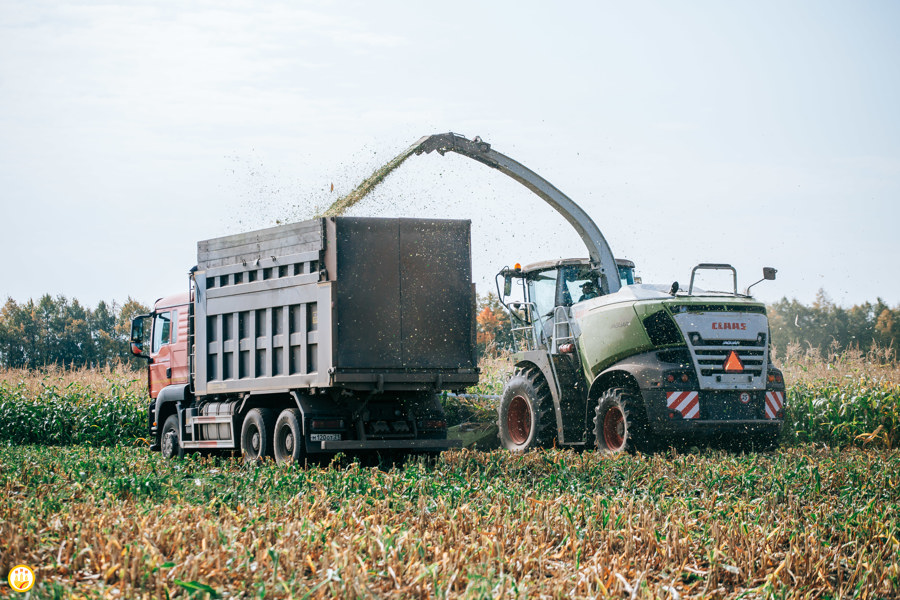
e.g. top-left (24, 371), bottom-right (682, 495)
top-left (497, 258), bottom-right (637, 354)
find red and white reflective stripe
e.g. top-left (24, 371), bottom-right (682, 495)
top-left (666, 391), bottom-right (700, 419)
top-left (765, 391), bottom-right (784, 419)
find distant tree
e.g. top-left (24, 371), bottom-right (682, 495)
top-left (768, 290), bottom-right (899, 358)
top-left (115, 297), bottom-right (151, 366)
top-left (0, 295), bottom-right (151, 370)
top-left (476, 293), bottom-right (513, 357)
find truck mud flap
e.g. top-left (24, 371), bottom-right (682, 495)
top-left (320, 439), bottom-right (463, 451)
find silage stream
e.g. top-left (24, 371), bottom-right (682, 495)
top-left (319, 141), bottom-right (421, 217)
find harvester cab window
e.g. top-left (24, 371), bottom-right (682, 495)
top-left (560, 266), bottom-right (599, 305)
top-left (618, 264), bottom-right (635, 287)
top-left (528, 269), bottom-right (558, 318)
top-left (151, 310), bottom-right (176, 353)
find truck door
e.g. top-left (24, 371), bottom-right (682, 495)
top-left (149, 310), bottom-right (177, 398)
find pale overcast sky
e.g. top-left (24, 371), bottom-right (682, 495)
top-left (1, 1), bottom-right (898, 309)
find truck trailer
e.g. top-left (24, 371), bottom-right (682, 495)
top-left (131, 216), bottom-right (478, 462)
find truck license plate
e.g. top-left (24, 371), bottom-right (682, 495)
top-left (311, 433), bottom-right (342, 442)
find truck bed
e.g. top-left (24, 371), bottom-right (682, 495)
top-left (193, 217), bottom-right (478, 396)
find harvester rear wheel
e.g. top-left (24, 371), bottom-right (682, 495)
top-left (593, 388), bottom-right (636, 454)
top-left (241, 408), bottom-right (275, 464)
top-left (498, 366), bottom-right (556, 451)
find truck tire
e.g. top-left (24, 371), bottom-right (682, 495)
top-left (498, 367), bottom-right (556, 451)
top-left (160, 414), bottom-right (184, 459)
top-left (241, 408), bottom-right (275, 464)
top-left (274, 408), bottom-right (305, 464)
top-left (593, 388), bottom-right (635, 454)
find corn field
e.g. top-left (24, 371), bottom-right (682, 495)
top-left (1, 445), bottom-right (898, 599)
top-left (1, 353), bottom-right (899, 598)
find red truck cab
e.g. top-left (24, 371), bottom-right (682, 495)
top-left (132, 293), bottom-right (190, 398)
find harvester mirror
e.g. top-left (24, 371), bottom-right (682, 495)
top-left (745, 267), bottom-right (778, 296)
top-left (503, 274), bottom-right (512, 297)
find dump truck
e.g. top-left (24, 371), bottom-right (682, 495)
top-left (407, 133), bottom-right (786, 452)
top-left (131, 217), bottom-right (478, 462)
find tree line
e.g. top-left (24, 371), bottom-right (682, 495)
top-left (767, 290), bottom-right (899, 359)
top-left (1, 290), bottom-right (897, 369)
top-left (0, 295), bottom-right (149, 370)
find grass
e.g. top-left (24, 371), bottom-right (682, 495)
top-left (1, 444), bottom-right (897, 598)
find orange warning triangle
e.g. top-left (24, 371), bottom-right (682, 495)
top-left (724, 351), bottom-right (744, 372)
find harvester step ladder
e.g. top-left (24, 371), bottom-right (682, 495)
top-left (552, 306), bottom-right (576, 354)
top-left (510, 301), bottom-right (540, 351)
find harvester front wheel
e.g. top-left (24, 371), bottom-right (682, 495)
top-left (241, 408), bottom-right (275, 464)
top-left (498, 367), bottom-right (556, 451)
top-left (593, 388), bottom-right (635, 454)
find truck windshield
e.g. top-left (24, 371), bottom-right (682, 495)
top-left (152, 311), bottom-right (176, 353)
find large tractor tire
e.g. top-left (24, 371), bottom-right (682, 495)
top-left (498, 366), bottom-right (556, 451)
top-left (241, 408), bottom-right (275, 464)
top-left (273, 408), bottom-right (306, 464)
top-left (160, 414), bottom-right (184, 460)
top-left (593, 387), bottom-right (639, 454)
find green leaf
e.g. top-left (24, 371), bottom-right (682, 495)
top-left (174, 579), bottom-right (220, 598)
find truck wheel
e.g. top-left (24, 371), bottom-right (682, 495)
top-left (160, 414), bottom-right (184, 459)
top-left (593, 388), bottom-right (634, 454)
top-left (241, 408), bottom-right (275, 464)
top-left (498, 367), bottom-right (556, 451)
top-left (274, 409), bottom-right (305, 464)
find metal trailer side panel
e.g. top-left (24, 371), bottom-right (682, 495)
top-left (397, 218), bottom-right (474, 369)
top-left (198, 220), bottom-right (324, 270)
top-left (193, 263), bottom-right (335, 396)
top-left (327, 217), bottom-right (475, 372)
top-left (330, 217), bottom-right (403, 368)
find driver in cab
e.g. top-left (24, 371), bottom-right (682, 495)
top-left (578, 281), bottom-right (599, 302)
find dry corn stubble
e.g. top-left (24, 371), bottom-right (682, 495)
top-left (1, 445), bottom-right (898, 599)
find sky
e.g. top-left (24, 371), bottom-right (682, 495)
top-left (1, 0), bottom-right (899, 310)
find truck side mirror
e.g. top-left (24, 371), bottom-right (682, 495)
top-left (130, 315), bottom-right (150, 359)
top-left (503, 274), bottom-right (512, 297)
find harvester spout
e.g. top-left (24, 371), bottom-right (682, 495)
top-left (412, 132), bottom-right (621, 294)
